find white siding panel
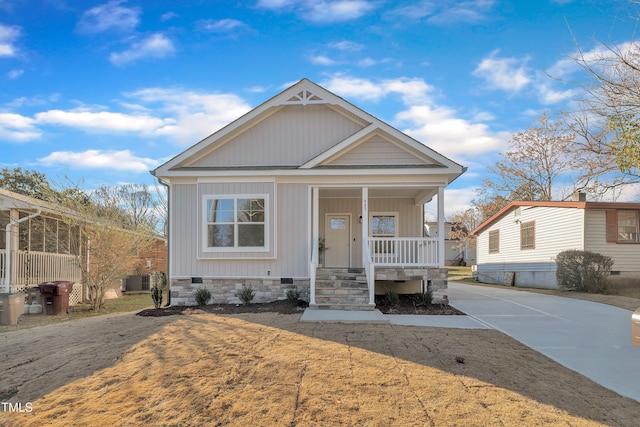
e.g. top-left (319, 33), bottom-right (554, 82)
top-left (329, 136), bottom-right (428, 166)
top-left (172, 181), bottom-right (310, 279)
top-left (172, 184), bottom-right (197, 277)
top-left (477, 206), bottom-right (585, 266)
top-left (585, 209), bottom-right (640, 272)
top-left (191, 105), bottom-right (363, 167)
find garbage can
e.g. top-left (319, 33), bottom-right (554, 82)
top-left (38, 281), bottom-right (74, 315)
top-left (0, 293), bottom-right (26, 325)
top-left (633, 307), bottom-right (640, 347)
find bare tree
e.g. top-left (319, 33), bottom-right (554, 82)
top-left (481, 112), bottom-right (581, 203)
top-left (49, 180), bottom-right (158, 310)
top-left (566, 31), bottom-right (640, 191)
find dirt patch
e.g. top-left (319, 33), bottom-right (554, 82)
top-left (1, 310), bottom-right (639, 426)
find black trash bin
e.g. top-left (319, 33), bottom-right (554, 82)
top-left (38, 281), bottom-right (74, 315)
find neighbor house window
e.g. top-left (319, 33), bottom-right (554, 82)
top-left (488, 229), bottom-right (499, 253)
top-left (205, 195), bottom-right (267, 250)
top-left (607, 210), bottom-right (639, 243)
top-left (520, 221), bottom-right (535, 250)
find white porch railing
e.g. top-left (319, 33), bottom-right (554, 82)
top-left (367, 237), bottom-right (439, 267)
top-left (0, 249), bottom-right (82, 293)
top-left (363, 237), bottom-right (375, 305)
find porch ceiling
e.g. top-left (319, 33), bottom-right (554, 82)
top-left (319, 187), bottom-right (436, 200)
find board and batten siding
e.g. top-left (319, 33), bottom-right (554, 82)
top-left (327, 136), bottom-right (429, 166)
top-left (190, 104), bottom-right (363, 168)
top-left (585, 209), bottom-right (640, 272)
top-left (171, 181), bottom-right (309, 279)
top-left (320, 197), bottom-right (423, 267)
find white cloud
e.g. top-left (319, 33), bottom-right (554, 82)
top-left (34, 109), bottom-right (175, 134)
top-left (7, 69), bottom-right (23, 79)
top-left (257, 0), bottom-right (375, 23)
top-left (124, 88), bottom-right (251, 144)
top-left (0, 112), bottom-right (41, 142)
top-left (329, 40), bottom-right (363, 51)
top-left (323, 74), bottom-right (433, 104)
top-left (390, 0), bottom-right (495, 24)
top-left (109, 33), bottom-right (175, 65)
top-left (76, 0), bottom-right (141, 34)
top-left (38, 149), bottom-right (159, 173)
top-left (197, 19), bottom-right (250, 34)
top-left (473, 50), bottom-right (531, 92)
top-left (309, 54), bottom-right (337, 66)
top-left (397, 104), bottom-right (509, 158)
top-left (357, 57), bottom-right (376, 67)
top-left (0, 23), bottom-right (20, 57)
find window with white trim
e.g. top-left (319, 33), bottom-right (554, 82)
top-left (204, 195), bottom-right (267, 251)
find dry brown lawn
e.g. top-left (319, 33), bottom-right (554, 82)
top-left (1, 309), bottom-right (639, 426)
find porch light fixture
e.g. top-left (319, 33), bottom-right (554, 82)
top-left (359, 215), bottom-right (363, 224)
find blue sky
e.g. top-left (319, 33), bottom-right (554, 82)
top-left (1, 0), bottom-right (638, 217)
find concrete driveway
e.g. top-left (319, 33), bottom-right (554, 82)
top-left (447, 282), bottom-right (640, 403)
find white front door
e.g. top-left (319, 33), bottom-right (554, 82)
top-left (325, 214), bottom-right (351, 267)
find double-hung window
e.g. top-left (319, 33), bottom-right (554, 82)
top-left (205, 195), bottom-right (267, 251)
top-left (607, 210), bottom-right (639, 243)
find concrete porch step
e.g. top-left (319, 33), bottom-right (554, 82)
top-left (309, 303), bottom-right (376, 311)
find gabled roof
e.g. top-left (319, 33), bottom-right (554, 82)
top-left (471, 200), bottom-right (640, 235)
top-left (0, 188), bottom-right (77, 218)
top-left (153, 78), bottom-right (465, 180)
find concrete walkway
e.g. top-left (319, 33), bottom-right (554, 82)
top-left (447, 282), bottom-right (640, 403)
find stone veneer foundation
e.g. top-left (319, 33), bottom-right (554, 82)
top-left (170, 278), bottom-right (310, 306)
top-left (170, 267), bottom-right (448, 306)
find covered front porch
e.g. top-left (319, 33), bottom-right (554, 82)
top-left (309, 185), bottom-right (448, 309)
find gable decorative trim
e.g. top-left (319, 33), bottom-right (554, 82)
top-left (278, 89), bottom-right (326, 106)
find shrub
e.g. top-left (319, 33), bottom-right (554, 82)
top-left (194, 288), bottom-right (212, 306)
top-left (286, 288), bottom-right (300, 304)
top-left (151, 284), bottom-right (162, 310)
top-left (556, 250), bottom-right (613, 293)
top-left (385, 289), bottom-right (400, 307)
top-left (238, 285), bottom-right (256, 305)
top-left (414, 290), bottom-right (433, 306)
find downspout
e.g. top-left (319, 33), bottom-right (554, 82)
top-left (156, 177), bottom-right (171, 306)
top-left (4, 210), bottom-right (41, 293)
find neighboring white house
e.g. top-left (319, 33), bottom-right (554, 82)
top-left (424, 221), bottom-right (476, 266)
top-left (152, 78), bottom-right (466, 308)
top-left (471, 198), bottom-right (640, 289)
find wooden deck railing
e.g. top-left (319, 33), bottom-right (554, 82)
top-left (0, 249), bottom-right (82, 292)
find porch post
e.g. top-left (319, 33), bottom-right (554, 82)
top-left (310, 186), bottom-right (319, 305)
top-left (437, 186), bottom-right (445, 268)
top-left (361, 187), bottom-right (368, 263)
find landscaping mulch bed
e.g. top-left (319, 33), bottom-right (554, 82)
top-left (137, 294), bottom-right (463, 316)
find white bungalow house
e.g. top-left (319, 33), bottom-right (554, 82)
top-left (152, 79), bottom-right (466, 308)
top-left (471, 196), bottom-right (640, 288)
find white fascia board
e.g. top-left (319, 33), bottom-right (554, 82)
top-left (156, 167), bottom-right (454, 179)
